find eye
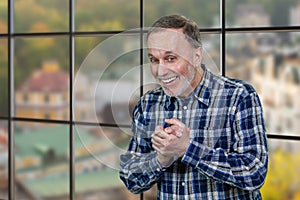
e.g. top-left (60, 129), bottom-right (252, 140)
top-left (149, 56), bottom-right (159, 64)
top-left (165, 55), bottom-right (177, 63)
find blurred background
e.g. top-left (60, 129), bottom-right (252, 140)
top-left (0, 0), bottom-right (300, 199)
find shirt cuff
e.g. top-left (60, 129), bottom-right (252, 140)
top-left (181, 140), bottom-right (207, 167)
top-left (149, 154), bottom-right (166, 175)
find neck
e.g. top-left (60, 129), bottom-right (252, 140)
top-left (180, 66), bottom-right (204, 98)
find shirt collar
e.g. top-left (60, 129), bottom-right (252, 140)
top-left (192, 64), bottom-right (211, 106)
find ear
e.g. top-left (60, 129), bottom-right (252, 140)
top-left (194, 47), bottom-right (203, 66)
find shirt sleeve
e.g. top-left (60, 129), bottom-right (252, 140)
top-left (181, 92), bottom-right (268, 191)
top-left (119, 102), bottom-right (163, 194)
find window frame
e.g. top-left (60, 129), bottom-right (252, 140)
top-left (0, 0), bottom-right (299, 199)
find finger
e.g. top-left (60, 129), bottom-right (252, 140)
top-left (164, 126), bottom-right (182, 137)
top-left (155, 126), bottom-right (163, 134)
top-left (151, 134), bottom-right (165, 146)
top-left (152, 140), bottom-right (166, 154)
top-left (154, 129), bottom-right (169, 139)
top-left (152, 143), bottom-right (160, 152)
top-left (165, 118), bottom-right (185, 128)
top-left (151, 136), bottom-right (160, 144)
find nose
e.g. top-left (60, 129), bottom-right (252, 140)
top-left (157, 61), bottom-right (169, 76)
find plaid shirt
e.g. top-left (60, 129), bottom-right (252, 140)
top-left (120, 66), bottom-right (268, 200)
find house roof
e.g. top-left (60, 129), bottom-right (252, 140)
top-left (19, 61), bottom-right (69, 92)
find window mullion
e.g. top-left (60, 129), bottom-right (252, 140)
top-left (8, 0), bottom-right (15, 199)
top-left (69, 0), bottom-right (75, 199)
top-left (220, 0), bottom-right (226, 76)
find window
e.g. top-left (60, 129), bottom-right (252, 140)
top-left (1, 0), bottom-right (300, 199)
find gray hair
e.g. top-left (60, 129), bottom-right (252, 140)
top-left (147, 15), bottom-right (202, 48)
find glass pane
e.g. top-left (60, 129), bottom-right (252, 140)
top-left (202, 33), bottom-right (221, 75)
top-left (0, 0), bottom-right (8, 34)
top-left (0, 120), bottom-right (8, 200)
top-left (75, 37), bottom-right (106, 72)
top-left (15, 122), bottom-right (69, 199)
top-left (261, 139), bottom-right (300, 199)
top-left (14, 36), bottom-right (69, 121)
top-left (144, 0), bottom-right (220, 28)
top-left (226, 32), bottom-right (300, 136)
top-left (226, 0), bottom-right (299, 27)
top-left (74, 125), bottom-right (139, 199)
top-left (75, 0), bottom-right (140, 31)
top-left (0, 38), bottom-right (8, 117)
top-left (14, 0), bottom-right (69, 33)
top-left (74, 34), bottom-right (140, 125)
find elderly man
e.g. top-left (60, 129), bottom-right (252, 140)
top-left (119, 15), bottom-right (268, 200)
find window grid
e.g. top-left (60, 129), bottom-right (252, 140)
top-left (69, 0), bottom-right (75, 199)
top-left (0, 0), bottom-right (299, 199)
top-left (8, 0), bottom-right (14, 198)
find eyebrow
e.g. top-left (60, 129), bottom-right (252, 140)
top-left (147, 51), bottom-right (176, 58)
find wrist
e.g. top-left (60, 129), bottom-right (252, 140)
top-left (156, 154), bottom-right (176, 168)
top-left (178, 140), bottom-right (190, 158)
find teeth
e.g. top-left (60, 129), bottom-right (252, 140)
top-left (161, 76), bottom-right (177, 84)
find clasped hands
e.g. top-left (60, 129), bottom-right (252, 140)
top-left (151, 118), bottom-right (190, 168)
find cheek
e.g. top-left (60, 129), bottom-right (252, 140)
top-left (150, 65), bottom-right (158, 77)
top-left (174, 61), bottom-right (192, 77)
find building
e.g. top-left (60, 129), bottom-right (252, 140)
top-left (15, 60), bottom-right (94, 128)
top-left (235, 4), bottom-right (270, 27)
top-left (15, 60), bottom-right (69, 124)
top-left (226, 29), bottom-right (300, 150)
top-left (290, 2), bottom-right (300, 26)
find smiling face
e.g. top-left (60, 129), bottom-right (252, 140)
top-left (147, 28), bottom-right (203, 98)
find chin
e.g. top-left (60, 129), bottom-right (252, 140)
top-left (162, 87), bottom-right (175, 96)
top-left (162, 87), bottom-right (184, 97)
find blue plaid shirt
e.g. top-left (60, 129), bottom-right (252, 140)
top-left (120, 66), bottom-right (268, 200)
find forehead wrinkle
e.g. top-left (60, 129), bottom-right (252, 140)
top-left (147, 49), bottom-right (162, 58)
top-left (148, 47), bottom-right (193, 64)
top-left (147, 29), bottom-right (185, 47)
top-left (148, 50), bottom-right (177, 58)
top-left (147, 29), bottom-right (194, 61)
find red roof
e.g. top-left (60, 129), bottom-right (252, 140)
top-left (20, 69), bottom-right (69, 92)
top-left (0, 125), bottom-right (8, 145)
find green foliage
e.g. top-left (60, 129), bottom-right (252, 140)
top-left (75, 0), bottom-right (139, 31)
top-left (144, 0), bottom-right (219, 27)
top-left (0, 39), bottom-right (8, 117)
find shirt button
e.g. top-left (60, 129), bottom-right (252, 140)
top-left (181, 182), bottom-right (185, 186)
top-left (156, 168), bottom-right (160, 172)
top-left (183, 106), bottom-right (187, 110)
